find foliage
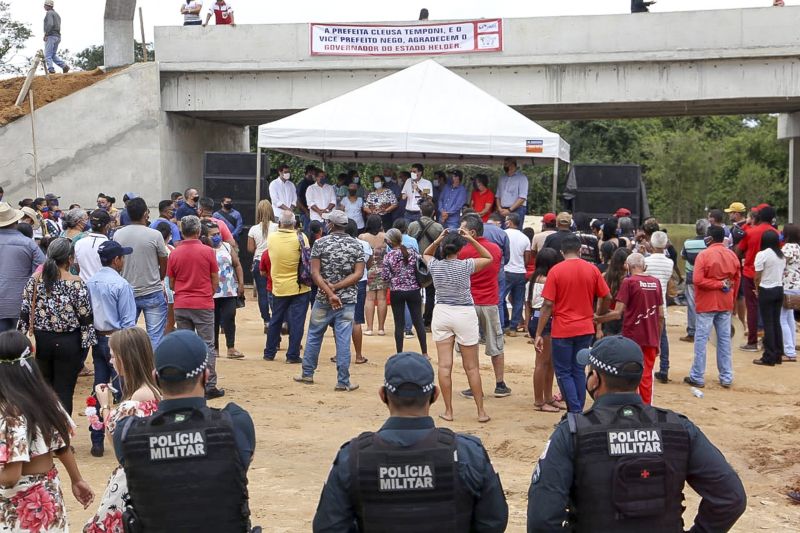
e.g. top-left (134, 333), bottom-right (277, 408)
top-left (74, 42), bottom-right (155, 71)
top-left (0, 1), bottom-right (32, 75)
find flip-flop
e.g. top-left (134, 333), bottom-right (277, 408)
top-left (330, 357), bottom-right (336, 363)
top-left (363, 330), bottom-right (374, 336)
top-left (355, 358), bottom-right (369, 364)
top-left (438, 414), bottom-right (454, 422)
top-left (477, 415), bottom-right (491, 423)
top-left (534, 402), bottom-right (560, 413)
top-left (547, 399), bottom-right (567, 410)
top-left (377, 330), bottom-right (386, 336)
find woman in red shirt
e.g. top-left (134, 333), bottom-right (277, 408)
top-left (470, 174), bottom-right (495, 222)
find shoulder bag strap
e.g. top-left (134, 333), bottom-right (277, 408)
top-left (28, 274), bottom-right (39, 336)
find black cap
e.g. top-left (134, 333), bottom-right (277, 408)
top-left (89, 209), bottom-right (111, 226)
top-left (577, 336), bottom-right (643, 379)
top-left (448, 169), bottom-right (464, 179)
top-left (155, 330), bottom-right (209, 382)
top-left (97, 241), bottom-right (133, 261)
top-left (44, 193), bottom-right (60, 201)
top-left (384, 352), bottom-right (435, 397)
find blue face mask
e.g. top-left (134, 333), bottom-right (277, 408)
top-left (211, 235), bottom-right (222, 247)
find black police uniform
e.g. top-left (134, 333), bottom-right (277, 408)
top-left (114, 397), bottom-right (256, 533)
top-left (527, 393), bottom-right (747, 532)
top-left (313, 416), bottom-right (508, 533)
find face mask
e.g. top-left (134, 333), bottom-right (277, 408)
top-left (411, 172), bottom-right (419, 181)
top-left (374, 182), bottom-right (383, 189)
top-left (192, 196), bottom-right (200, 203)
top-left (282, 172), bottom-right (291, 181)
top-left (352, 177), bottom-right (360, 185)
top-left (223, 203), bottom-right (233, 209)
top-left (97, 203), bottom-right (107, 210)
top-left (211, 235), bottom-right (222, 247)
top-left (384, 176), bottom-right (392, 182)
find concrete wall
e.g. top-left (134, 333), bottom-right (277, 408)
top-left (104, 0), bottom-right (137, 68)
top-left (0, 63), bottom-right (247, 208)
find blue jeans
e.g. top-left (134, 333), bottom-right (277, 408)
top-left (501, 272), bottom-right (526, 329)
top-left (302, 302), bottom-right (355, 386)
top-left (442, 215), bottom-right (460, 230)
top-left (404, 304), bottom-right (412, 334)
top-left (497, 269), bottom-right (507, 328)
top-left (551, 334), bottom-right (594, 413)
top-left (44, 35), bottom-right (66, 71)
top-left (135, 291), bottom-right (168, 349)
top-left (90, 335), bottom-right (120, 447)
top-left (265, 293), bottom-right (309, 361)
top-left (685, 283), bottom-right (696, 336)
top-left (252, 260), bottom-right (271, 323)
top-left (659, 317), bottom-right (670, 373)
top-left (404, 211), bottom-right (421, 223)
top-left (690, 311), bottom-right (733, 385)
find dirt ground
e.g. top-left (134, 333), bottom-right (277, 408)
top-left (63, 302), bottom-right (800, 531)
top-left (0, 70), bottom-right (110, 126)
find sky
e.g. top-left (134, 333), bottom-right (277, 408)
top-left (4, 0), bottom-right (791, 70)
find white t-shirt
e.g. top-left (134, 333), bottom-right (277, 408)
top-left (183, 2), bottom-right (202, 23)
top-left (401, 178), bottom-right (433, 212)
top-left (248, 222), bottom-right (279, 261)
top-left (269, 178), bottom-right (297, 221)
top-left (755, 248), bottom-right (786, 289)
top-left (645, 252), bottom-right (673, 313)
top-left (504, 227), bottom-right (531, 274)
top-left (306, 183), bottom-right (337, 222)
top-left (74, 233), bottom-right (109, 283)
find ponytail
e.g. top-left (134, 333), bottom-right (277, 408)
top-left (401, 244), bottom-right (409, 263)
top-left (42, 259), bottom-right (60, 292)
top-left (41, 237), bottom-right (72, 292)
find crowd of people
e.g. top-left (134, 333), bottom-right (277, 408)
top-left (1, 154), bottom-right (791, 529)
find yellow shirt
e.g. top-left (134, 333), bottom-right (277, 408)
top-left (267, 229), bottom-right (311, 297)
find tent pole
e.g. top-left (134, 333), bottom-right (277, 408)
top-left (551, 159), bottom-right (559, 213)
top-left (255, 147), bottom-right (262, 224)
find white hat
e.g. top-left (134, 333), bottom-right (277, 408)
top-left (0, 203), bottom-right (24, 228)
top-left (44, 0), bottom-right (55, 6)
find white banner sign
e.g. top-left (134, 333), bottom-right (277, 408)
top-left (310, 19), bottom-right (503, 57)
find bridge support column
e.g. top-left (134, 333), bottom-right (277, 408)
top-left (104, 0), bottom-right (137, 68)
top-left (778, 113), bottom-right (800, 223)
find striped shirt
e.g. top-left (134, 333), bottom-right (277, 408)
top-left (645, 252), bottom-right (673, 313)
top-left (429, 258), bottom-right (475, 306)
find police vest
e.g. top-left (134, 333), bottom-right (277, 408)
top-left (120, 407), bottom-right (249, 533)
top-left (570, 403), bottom-right (690, 532)
top-left (350, 428), bottom-right (474, 533)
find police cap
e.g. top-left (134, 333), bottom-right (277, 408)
top-left (155, 330), bottom-right (208, 382)
top-left (577, 336), bottom-right (643, 379)
top-left (384, 352), bottom-right (435, 397)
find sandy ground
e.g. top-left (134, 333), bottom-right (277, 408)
top-left (63, 302), bottom-right (800, 532)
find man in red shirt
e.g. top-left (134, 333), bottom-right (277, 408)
top-left (686, 226), bottom-right (741, 388)
top-left (457, 215), bottom-right (510, 398)
top-left (595, 253), bottom-right (663, 404)
top-left (737, 204), bottom-right (777, 351)
top-left (535, 234), bottom-right (611, 412)
top-left (204, 0), bottom-right (234, 26)
top-left (167, 215), bottom-right (222, 399)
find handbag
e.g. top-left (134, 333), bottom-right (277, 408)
top-left (783, 292), bottom-right (800, 310)
top-left (414, 256), bottom-right (433, 289)
top-left (296, 232), bottom-right (314, 288)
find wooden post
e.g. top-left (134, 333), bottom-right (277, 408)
top-left (40, 50), bottom-right (50, 80)
top-left (551, 158), bottom-right (559, 213)
top-left (29, 90), bottom-right (40, 198)
top-left (14, 54), bottom-right (43, 107)
top-left (139, 7), bottom-right (148, 61)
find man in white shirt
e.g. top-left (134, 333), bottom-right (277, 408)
top-left (502, 213), bottom-right (531, 336)
top-left (401, 163), bottom-right (433, 223)
top-left (645, 231), bottom-right (674, 384)
top-left (74, 209), bottom-right (111, 282)
top-left (269, 164), bottom-right (297, 222)
top-left (306, 169), bottom-right (337, 222)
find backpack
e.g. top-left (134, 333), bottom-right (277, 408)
top-left (297, 232), bottom-right (313, 288)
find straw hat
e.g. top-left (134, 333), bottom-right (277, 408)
top-left (0, 202), bottom-right (24, 228)
top-left (20, 206), bottom-right (41, 229)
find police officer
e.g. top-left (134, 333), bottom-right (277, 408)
top-left (313, 352), bottom-right (508, 532)
top-left (527, 336), bottom-right (747, 532)
top-left (114, 330), bottom-right (258, 533)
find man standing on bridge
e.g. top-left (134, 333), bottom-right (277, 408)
top-left (43, 1), bottom-right (69, 74)
top-left (204, 0), bottom-right (235, 26)
top-left (631, 0), bottom-right (656, 13)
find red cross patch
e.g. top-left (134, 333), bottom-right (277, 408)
top-left (640, 469), bottom-right (651, 479)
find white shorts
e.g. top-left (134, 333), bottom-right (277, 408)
top-left (432, 304), bottom-right (480, 346)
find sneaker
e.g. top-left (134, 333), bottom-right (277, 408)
top-left (90, 444), bottom-right (104, 458)
top-left (682, 376), bottom-right (704, 388)
top-left (739, 343), bottom-right (759, 352)
top-left (263, 355), bottom-right (275, 361)
top-left (334, 383), bottom-right (359, 392)
top-left (293, 375), bottom-right (314, 384)
top-left (226, 351), bottom-right (245, 359)
top-left (404, 331), bottom-right (414, 339)
top-left (752, 358), bottom-right (775, 367)
top-left (783, 355), bottom-right (797, 363)
top-left (494, 384), bottom-right (512, 398)
top-left (62, 65), bottom-right (70, 74)
top-left (459, 389), bottom-right (485, 399)
top-left (48, 68), bottom-right (55, 74)
top-left (504, 329), bottom-right (517, 338)
top-left (679, 335), bottom-right (694, 343)
top-left (654, 371), bottom-right (669, 384)
top-left (719, 381), bottom-right (733, 389)
top-left (205, 388), bottom-right (225, 400)
top-left (285, 358), bottom-right (302, 364)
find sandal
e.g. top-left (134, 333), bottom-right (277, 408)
top-left (377, 330), bottom-right (386, 336)
top-left (364, 329), bottom-right (374, 336)
top-left (534, 402), bottom-right (560, 413)
top-left (355, 357), bottom-right (369, 364)
top-left (227, 350), bottom-right (245, 359)
top-left (547, 398), bottom-right (567, 410)
top-left (477, 414), bottom-right (491, 423)
top-left (79, 366), bottom-right (94, 377)
top-left (438, 413), bottom-right (454, 422)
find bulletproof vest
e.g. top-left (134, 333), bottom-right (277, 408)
top-left (350, 428), bottom-right (474, 533)
top-left (121, 407), bottom-right (249, 533)
top-left (570, 403), bottom-right (690, 532)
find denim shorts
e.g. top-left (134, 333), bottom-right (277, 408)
top-left (354, 280), bottom-right (367, 324)
top-left (528, 311), bottom-right (552, 338)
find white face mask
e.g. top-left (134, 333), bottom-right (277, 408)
top-left (411, 172), bottom-right (419, 180)
top-left (353, 177), bottom-right (360, 184)
top-left (384, 176), bottom-right (392, 182)
top-left (282, 172), bottom-right (291, 181)
top-left (374, 182), bottom-right (383, 189)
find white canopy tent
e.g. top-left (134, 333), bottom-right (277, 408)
top-left (256, 59), bottom-right (570, 210)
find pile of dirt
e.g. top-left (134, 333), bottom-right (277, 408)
top-left (0, 69), bottom-right (111, 126)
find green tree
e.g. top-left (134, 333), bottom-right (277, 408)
top-left (0, 1), bottom-right (32, 75)
top-left (74, 42), bottom-right (155, 71)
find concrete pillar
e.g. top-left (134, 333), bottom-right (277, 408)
top-left (104, 0), bottom-right (137, 68)
top-left (778, 113), bottom-right (800, 222)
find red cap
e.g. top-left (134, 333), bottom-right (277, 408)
top-left (755, 203), bottom-right (770, 211)
top-left (614, 208), bottom-right (632, 218)
top-left (542, 213), bottom-right (556, 224)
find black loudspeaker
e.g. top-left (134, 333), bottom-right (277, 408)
top-left (564, 164), bottom-right (650, 226)
top-left (203, 152), bottom-right (269, 284)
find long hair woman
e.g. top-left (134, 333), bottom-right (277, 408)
top-left (527, 248), bottom-right (564, 412)
top-left (423, 229), bottom-right (492, 423)
top-left (18, 237), bottom-right (95, 415)
top-left (359, 214), bottom-right (389, 335)
top-left (0, 331), bottom-right (94, 532)
top-left (601, 247), bottom-right (631, 337)
top-left (84, 327), bottom-right (161, 532)
top-left (247, 199), bottom-right (277, 333)
top-left (754, 229), bottom-right (786, 366)
top-left (382, 228), bottom-right (428, 357)
top-left (780, 223), bottom-right (800, 362)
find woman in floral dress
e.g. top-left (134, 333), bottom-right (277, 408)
top-left (359, 215), bottom-right (388, 336)
top-left (84, 328), bottom-right (160, 533)
top-left (0, 331), bottom-right (94, 532)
